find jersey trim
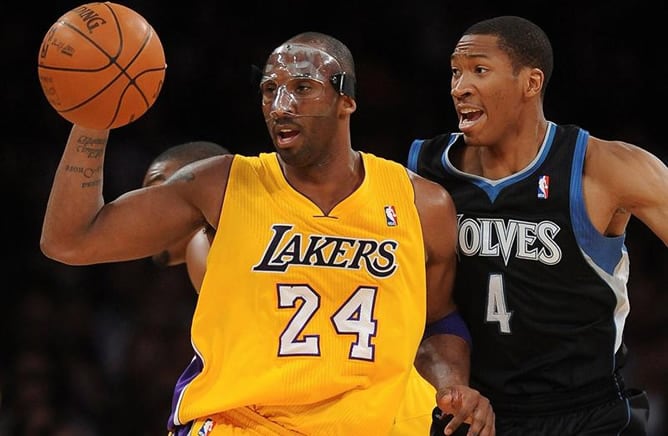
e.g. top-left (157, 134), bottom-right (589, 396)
top-left (569, 128), bottom-right (627, 275)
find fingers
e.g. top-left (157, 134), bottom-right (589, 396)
top-left (464, 401), bottom-right (495, 436)
top-left (438, 386), bottom-right (495, 436)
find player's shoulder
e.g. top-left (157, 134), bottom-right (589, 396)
top-left (584, 134), bottom-right (667, 196)
top-left (408, 168), bottom-right (450, 194)
top-left (192, 153), bottom-right (235, 174)
top-left (585, 135), bottom-right (655, 170)
top-left (408, 169), bottom-right (455, 212)
top-left (588, 134), bottom-right (645, 154)
top-left (167, 153), bottom-right (235, 192)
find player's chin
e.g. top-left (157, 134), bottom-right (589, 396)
top-left (151, 251), bottom-right (171, 268)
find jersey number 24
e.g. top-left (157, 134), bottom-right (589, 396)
top-left (278, 284), bottom-right (378, 361)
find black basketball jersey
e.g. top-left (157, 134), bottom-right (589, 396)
top-left (408, 122), bottom-right (631, 413)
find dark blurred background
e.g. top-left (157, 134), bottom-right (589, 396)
top-left (1, 1), bottom-right (666, 435)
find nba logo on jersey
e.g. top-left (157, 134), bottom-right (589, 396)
top-left (537, 175), bottom-right (550, 199)
top-left (385, 205), bottom-right (398, 226)
top-left (197, 418), bottom-right (214, 436)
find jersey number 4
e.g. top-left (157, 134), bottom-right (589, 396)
top-left (277, 284), bottom-right (378, 361)
top-left (486, 273), bottom-right (513, 334)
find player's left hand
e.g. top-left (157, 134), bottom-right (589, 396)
top-left (435, 385), bottom-right (495, 436)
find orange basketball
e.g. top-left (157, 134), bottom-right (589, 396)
top-left (37, 2), bottom-right (166, 129)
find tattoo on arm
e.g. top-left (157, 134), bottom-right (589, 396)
top-left (63, 164), bottom-right (102, 188)
top-left (76, 134), bottom-right (106, 158)
top-left (63, 134), bottom-right (106, 188)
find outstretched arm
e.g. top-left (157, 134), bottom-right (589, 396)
top-left (41, 125), bottom-right (226, 265)
top-left (585, 137), bottom-right (668, 245)
top-left (411, 172), bottom-right (495, 436)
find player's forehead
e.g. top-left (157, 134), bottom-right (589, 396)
top-left (451, 34), bottom-right (505, 62)
top-left (263, 43), bottom-right (341, 81)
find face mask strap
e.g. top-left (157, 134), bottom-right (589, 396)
top-left (330, 72), bottom-right (356, 99)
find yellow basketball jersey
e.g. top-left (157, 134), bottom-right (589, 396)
top-left (390, 366), bottom-right (436, 435)
top-left (173, 152), bottom-right (427, 435)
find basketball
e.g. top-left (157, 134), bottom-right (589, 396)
top-left (37, 2), bottom-right (166, 129)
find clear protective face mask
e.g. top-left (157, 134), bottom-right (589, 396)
top-left (260, 43), bottom-right (350, 119)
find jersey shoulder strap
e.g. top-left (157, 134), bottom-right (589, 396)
top-left (407, 132), bottom-right (459, 184)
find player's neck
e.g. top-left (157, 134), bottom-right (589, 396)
top-left (469, 118), bottom-right (549, 180)
top-left (285, 149), bottom-right (364, 215)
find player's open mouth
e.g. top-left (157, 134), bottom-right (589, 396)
top-left (277, 128), bottom-right (300, 145)
top-left (459, 109), bottom-right (483, 131)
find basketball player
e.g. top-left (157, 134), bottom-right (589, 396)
top-left (406, 15), bottom-right (668, 435)
top-left (143, 143), bottom-right (438, 436)
top-left (41, 32), bottom-right (494, 435)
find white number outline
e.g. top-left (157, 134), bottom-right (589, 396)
top-left (277, 284), bottom-right (378, 361)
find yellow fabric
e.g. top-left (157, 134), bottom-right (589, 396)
top-left (175, 152), bottom-right (427, 435)
top-left (184, 408), bottom-right (306, 435)
top-left (390, 366), bottom-right (436, 435)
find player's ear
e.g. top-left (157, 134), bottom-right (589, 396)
top-left (340, 95), bottom-right (356, 115)
top-left (526, 67), bottom-right (544, 98)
